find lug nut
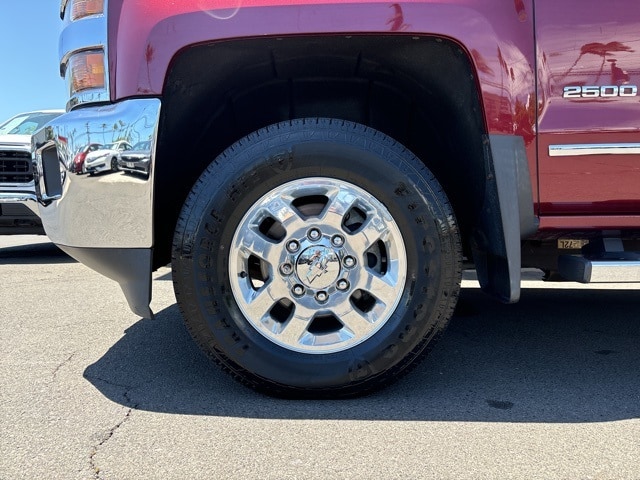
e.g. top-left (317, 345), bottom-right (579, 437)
top-left (308, 228), bottom-right (321, 241)
top-left (343, 256), bottom-right (356, 268)
top-left (292, 285), bottom-right (305, 296)
top-left (331, 235), bottom-right (345, 247)
top-left (315, 291), bottom-right (328, 302)
top-left (287, 240), bottom-right (300, 253)
top-left (280, 263), bottom-right (293, 275)
top-left (336, 279), bottom-right (349, 291)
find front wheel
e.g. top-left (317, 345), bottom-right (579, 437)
top-left (172, 119), bottom-right (462, 397)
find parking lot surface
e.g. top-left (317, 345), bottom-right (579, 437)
top-left (1, 235), bottom-right (638, 479)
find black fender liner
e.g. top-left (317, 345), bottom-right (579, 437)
top-left (471, 134), bottom-right (538, 303)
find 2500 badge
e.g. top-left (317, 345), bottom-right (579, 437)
top-left (563, 85), bottom-right (638, 98)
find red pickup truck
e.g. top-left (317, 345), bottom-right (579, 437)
top-left (33, 0), bottom-right (639, 397)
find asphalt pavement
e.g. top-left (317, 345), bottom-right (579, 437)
top-left (1, 235), bottom-right (638, 479)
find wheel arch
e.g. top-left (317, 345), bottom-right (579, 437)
top-left (153, 34), bottom-right (536, 301)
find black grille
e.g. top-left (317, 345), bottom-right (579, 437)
top-left (0, 150), bottom-right (33, 184)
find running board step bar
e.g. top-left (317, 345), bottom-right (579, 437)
top-left (558, 254), bottom-right (640, 283)
top-left (558, 238), bottom-right (640, 283)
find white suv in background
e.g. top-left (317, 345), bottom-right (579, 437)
top-left (0, 110), bottom-right (63, 234)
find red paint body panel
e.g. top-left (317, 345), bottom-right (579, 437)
top-left (107, 0), bottom-right (640, 229)
top-left (535, 0), bottom-right (640, 217)
top-left (108, 1), bottom-right (536, 131)
top-left (539, 215), bottom-right (640, 231)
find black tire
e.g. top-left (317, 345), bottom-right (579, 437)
top-left (172, 118), bottom-right (462, 398)
top-left (111, 157), bottom-right (119, 172)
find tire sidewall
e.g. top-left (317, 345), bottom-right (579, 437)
top-left (174, 120), bottom-right (458, 393)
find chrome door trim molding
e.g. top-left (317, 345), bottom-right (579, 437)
top-left (549, 143), bottom-right (640, 157)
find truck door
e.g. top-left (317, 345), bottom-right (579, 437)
top-left (536, 0), bottom-right (640, 220)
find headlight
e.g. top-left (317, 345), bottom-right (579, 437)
top-left (59, 0), bottom-right (109, 109)
top-left (71, 0), bottom-right (104, 21)
top-left (68, 50), bottom-right (106, 95)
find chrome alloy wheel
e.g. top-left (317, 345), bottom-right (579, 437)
top-left (229, 177), bottom-right (407, 354)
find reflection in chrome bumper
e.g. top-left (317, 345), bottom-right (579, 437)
top-left (32, 98), bottom-right (160, 248)
top-left (31, 98), bottom-right (161, 318)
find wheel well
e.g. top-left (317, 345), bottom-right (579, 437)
top-left (154, 35), bottom-right (487, 269)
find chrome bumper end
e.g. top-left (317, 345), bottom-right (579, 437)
top-left (32, 98), bottom-right (161, 318)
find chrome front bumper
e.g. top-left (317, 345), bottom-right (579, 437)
top-left (0, 191), bottom-right (44, 235)
top-left (0, 191), bottom-right (38, 213)
top-left (32, 98), bottom-right (161, 317)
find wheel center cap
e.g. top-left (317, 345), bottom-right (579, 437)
top-left (296, 246), bottom-right (341, 289)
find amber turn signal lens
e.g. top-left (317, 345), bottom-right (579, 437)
top-left (71, 0), bottom-right (104, 21)
top-left (69, 51), bottom-right (106, 94)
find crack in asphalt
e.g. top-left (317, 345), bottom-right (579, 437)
top-left (89, 408), bottom-right (134, 479)
top-left (85, 375), bottom-right (139, 480)
top-left (51, 353), bottom-right (75, 380)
